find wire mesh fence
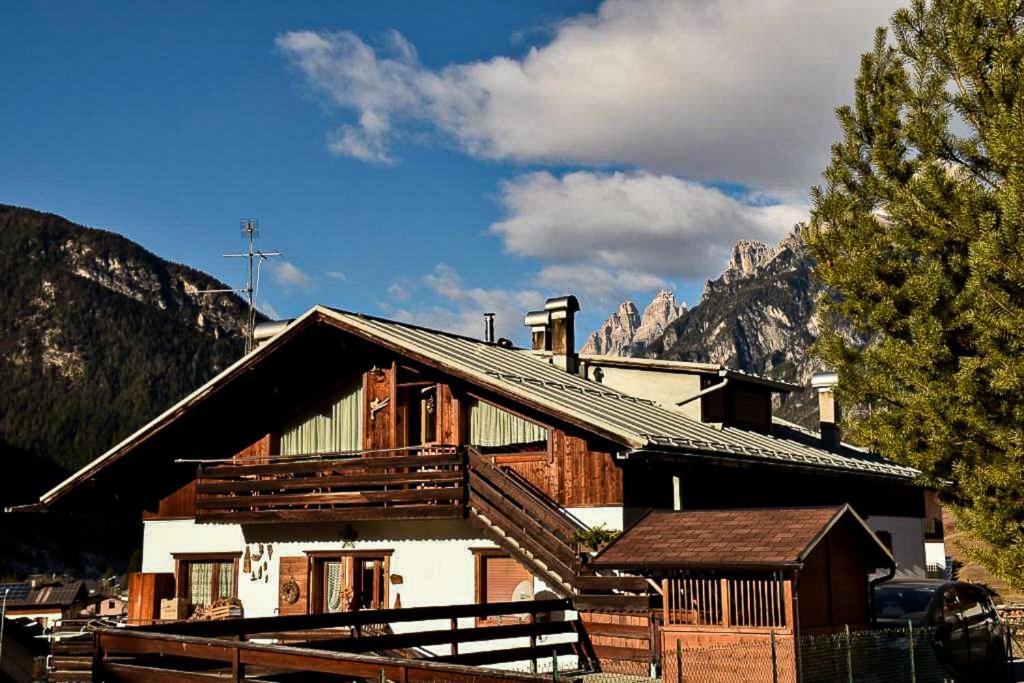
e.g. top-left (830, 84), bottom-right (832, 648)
top-left (488, 623), bottom-right (984, 682)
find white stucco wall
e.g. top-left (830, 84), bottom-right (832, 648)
top-left (565, 506), bottom-right (624, 532)
top-left (141, 517), bottom-right (578, 662)
top-left (925, 541), bottom-right (947, 569)
top-left (585, 366), bottom-right (703, 419)
top-left (866, 515), bottom-right (928, 577)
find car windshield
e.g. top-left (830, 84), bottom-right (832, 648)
top-left (875, 586), bottom-right (936, 620)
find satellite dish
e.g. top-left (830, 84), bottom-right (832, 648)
top-left (512, 580), bottom-right (534, 601)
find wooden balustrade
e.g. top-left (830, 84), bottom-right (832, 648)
top-left (194, 445), bottom-right (466, 523)
top-left (662, 572), bottom-right (791, 630)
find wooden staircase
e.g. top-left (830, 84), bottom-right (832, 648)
top-left (465, 448), bottom-right (650, 610)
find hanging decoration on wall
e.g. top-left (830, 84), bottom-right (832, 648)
top-left (267, 544), bottom-right (273, 560)
top-left (369, 397), bottom-right (390, 420)
top-left (281, 579), bottom-right (300, 604)
top-left (339, 524), bottom-right (359, 548)
top-left (242, 547), bottom-right (252, 574)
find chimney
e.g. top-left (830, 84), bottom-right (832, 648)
top-left (811, 372), bottom-right (841, 450)
top-left (524, 309), bottom-right (551, 351)
top-left (483, 312), bottom-right (496, 343)
top-left (546, 295), bottom-right (580, 373)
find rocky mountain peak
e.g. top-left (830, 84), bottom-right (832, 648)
top-left (634, 289), bottom-right (687, 354)
top-left (581, 290), bottom-right (686, 356)
top-left (721, 240), bottom-right (776, 284)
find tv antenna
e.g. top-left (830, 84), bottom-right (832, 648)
top-left (200, 219), bottom-right (281, 353)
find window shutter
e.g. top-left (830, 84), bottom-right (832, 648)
top-left (278, 557), bottom-right (310, 616)
top-left (485, 557), bottom-right (532, 604)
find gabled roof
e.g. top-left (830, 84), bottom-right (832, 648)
top-left (31, 306), bottom-right (917, 509)
top-left (592, 504), bottom-right (894, 571)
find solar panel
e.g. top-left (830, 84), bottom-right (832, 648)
top-left (0, 583), bottom-right (30, 602)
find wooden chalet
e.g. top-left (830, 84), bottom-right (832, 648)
top-left (15, 297), bottom-right (936, 678)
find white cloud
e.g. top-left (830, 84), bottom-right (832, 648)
top-left (272, 261), bottom-right (312, 288)
top-left (391, 264), bottom-right (543, 340)
top-left (387, 281), bottom-right (410, 302)
top-left (536, 264), bottom-right (667, 298)
top-left (276, 0), bottom-right (901, 190)
top-left (490, 171), bottom-right (806, 278)
top-left (325, 271), bottom-right (347, 280)
top-left (257, 300), bottom-right (282, 319)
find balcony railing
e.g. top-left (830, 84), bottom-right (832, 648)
top-left (195, 445), bottom-right (465, 523)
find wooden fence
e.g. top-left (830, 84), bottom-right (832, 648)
top-left (662, 572), bottom-right (792, 629)
top-left (92, 599), bottom-right (588, 682)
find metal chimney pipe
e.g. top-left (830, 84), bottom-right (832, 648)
top-left (483, 312), bottom-right (496, 343)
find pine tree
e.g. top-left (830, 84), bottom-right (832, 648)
top-left (807, 0), bottom-right (1024, 588)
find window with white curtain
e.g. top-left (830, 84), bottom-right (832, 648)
top-left (280, 376), bottom-right (364, 455)
top-left (468, 398), bottom-right (548, 451)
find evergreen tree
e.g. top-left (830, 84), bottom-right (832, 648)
top-left (807, 0), bottom-right (1024, 587)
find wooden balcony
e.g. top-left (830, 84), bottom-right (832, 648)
top-left (195, 446), bottom-right (466, 524)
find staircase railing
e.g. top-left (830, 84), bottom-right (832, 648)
top-left (465, 447), bottom-right (583, 592)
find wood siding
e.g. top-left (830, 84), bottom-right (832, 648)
top-left (363, 364), bottom-right (395, 451)
top-left (502, 429), bottom-right (623, 507)
top-left (126, 572), bottom-right (175, 626)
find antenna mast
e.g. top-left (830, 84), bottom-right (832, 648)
top-left (200, 219), bottom-right (281, 354)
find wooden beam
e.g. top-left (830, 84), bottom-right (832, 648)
top-left (195, 505), bottom-right (463, 524)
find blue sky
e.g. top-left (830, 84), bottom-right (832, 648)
top-left (0, 1), bottom-right (902, 343)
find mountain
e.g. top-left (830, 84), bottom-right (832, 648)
top-left (584, 231), bottom-right (837, 427)
top-left (0, 204), bottom-right (255, 575)
top-left (581, 289), bottom-right (687, 356)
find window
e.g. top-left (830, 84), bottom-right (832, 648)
top-left (173, 553), bottom-right (240, 608)
top-left (309, 552), bottom-right (391, 613)
top-left (280, 376), bottom-right (363, 455)
top-left (473, 550), bottom-right (533, 625)
top-left (467, 399), bottom-right (548, 453)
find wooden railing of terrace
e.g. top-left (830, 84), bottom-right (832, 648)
top-left (194, 445), bottom-right (465, 524)
top-left (91, 599), bottom-right (589, 682)
top-left (662, 572), bottom-right (793, 630)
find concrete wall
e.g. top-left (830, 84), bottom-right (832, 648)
top-left (866, 516), bottom-right (928, 577)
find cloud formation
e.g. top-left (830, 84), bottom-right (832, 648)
top-left (390, 264), bottom-right (543, 340)
top-left (272, 261), bottom-right (312, 288)
top-left (490, 171), bottom-right (806, 278)
top-left (277, 0), bottom-right (900, 190)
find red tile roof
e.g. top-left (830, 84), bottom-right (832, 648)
top-left (594, 505), bottom-right (892, 570)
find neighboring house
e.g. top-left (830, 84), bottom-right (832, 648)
top-left (0, 578), bottom-right (90, 629)
top-left (17, 297), bottom-right (938, 668)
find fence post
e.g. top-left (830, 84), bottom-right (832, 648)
top-left (845, 624), bottom-right (853, 683)
top-left (551, 649), bottom-right (558, 681)
top-left (676, 639), bottom-right (683, 683)
top-left (907, 619), bottom-right (916, 683)
top-left (771, 631), bottom-right (778, 683)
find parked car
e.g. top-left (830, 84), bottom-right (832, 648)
top-left (874, 579), bottom-right (1006, 682)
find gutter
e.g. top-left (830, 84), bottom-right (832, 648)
top-left (676, 372), bottom-right (729, 407)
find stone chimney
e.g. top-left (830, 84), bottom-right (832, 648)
top-left (525, 295), bottom-right (580, 373)
top-left (811, 372), bottom-right (841, 450)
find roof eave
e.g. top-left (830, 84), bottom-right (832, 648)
top-left (34, 307), bottom-right (324, 508)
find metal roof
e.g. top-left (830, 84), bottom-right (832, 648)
top-left (319, 307), bottom-right (916, 479)
top-left (32, 305), bottom-right (917, 508)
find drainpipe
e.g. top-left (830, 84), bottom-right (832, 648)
top-left (868, 562), bottom-right (897, 626)
top-left (675, 372), bottom-right (729, 407)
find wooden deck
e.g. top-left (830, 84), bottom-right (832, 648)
top-left (195, 446), bottom-right (465, 523)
